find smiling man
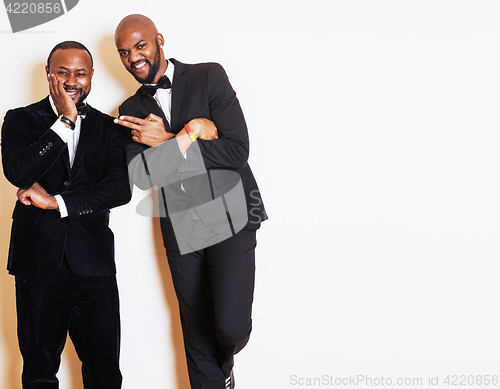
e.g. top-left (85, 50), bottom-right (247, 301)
top-left (114, 15), bottom-right (267, 389)
top-left (1, 41), bottom-right (131, 389)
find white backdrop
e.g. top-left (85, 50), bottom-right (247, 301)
top-left (1, 1), bottom-right (500, 388)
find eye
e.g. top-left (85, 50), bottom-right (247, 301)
top-left (137, 44), bottom-right (145, 49)
top-left (119, 51), bottom-right (128, 58)
top-left (58, 71), bottom-right (68, 76)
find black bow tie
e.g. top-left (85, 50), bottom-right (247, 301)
top-left (141, 76), bottom-right (172, 97)
top-left (76, 102), bottom-right (87, 116)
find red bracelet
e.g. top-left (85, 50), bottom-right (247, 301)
top-left (184, 123), bottom-right (196, 142)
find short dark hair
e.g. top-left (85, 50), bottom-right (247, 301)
top-left (47, 41), bottom-right (94, 69)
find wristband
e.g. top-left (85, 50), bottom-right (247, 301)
top-left (184, 123), bottom-right (196, 142)
top-left (60, 115), bottom-right (75, 130)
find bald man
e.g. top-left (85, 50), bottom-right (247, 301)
top-left (114, 14), bottom-right (267, 389)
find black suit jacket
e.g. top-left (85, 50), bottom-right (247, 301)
top-left (119, 59), bottom-right (267, 250)
top-left (1, 97), bottom-right (131, 277)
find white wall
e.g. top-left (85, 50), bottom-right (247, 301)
top-left (1, 1), bottom-right (500, 388)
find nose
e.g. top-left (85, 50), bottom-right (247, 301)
top-left (129, 49), bottom-right (142, 64)
top-left (65, 73), bottom-right (77, 87)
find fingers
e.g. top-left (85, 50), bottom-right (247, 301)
top-left (19, 197), bottom-right (32, 206)
top-left (114, 116), bottom-right (144, 131)
top-left (131, 129), bottom-right (141, 142)
top-left (48, 74), bottom-right (59, 101)
top-left (115, 115), bottom-right (147, 125)
top-left (48, 74), bottom-right (64, 102)
top-left (114, 116), bottom-right (147, 139)
top-left (17, 188), bottom-right (32, 206)
top-left (146, 113), bottom-right (162, 123)
top-left (48, 74), bottom-right (76, 118)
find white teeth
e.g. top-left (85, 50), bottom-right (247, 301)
top-left (134, 62), bottom-right (146, 69)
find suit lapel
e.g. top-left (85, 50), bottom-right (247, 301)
top-left (37, 96), bottom-right (71, 171)
top-left (70, 105), bottom-right (98, 172)
top-left (141, 94), bottom-right (170, 131)
top-left (36, 97), bottom-right (58, 126)
top-left (170, 59), bottom-right (187, 134)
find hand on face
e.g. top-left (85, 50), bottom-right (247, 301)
top-left (114, 113), bottom-right (175, 146)
top-left (48, 73), bottom-right (78, 123)
top-left (45, 48), bottom-right (93, 123)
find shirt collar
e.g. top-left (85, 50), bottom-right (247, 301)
top-left (145, 59), bottom-right (175, 87)
top-left (48, 95), bottom-right (87, 118)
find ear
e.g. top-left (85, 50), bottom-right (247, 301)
top-left (45, 65), bottom-right (50, 76)
top-left (156, 33), bottom-right (165, 48)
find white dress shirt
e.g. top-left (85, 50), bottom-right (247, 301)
top-left (149, 59), bottom-right (175, 126)
top-left (148, 60), bottom-right (188, 161)
top-left (48, 96), bottom-right (85, 218)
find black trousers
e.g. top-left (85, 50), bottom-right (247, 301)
top-left (163, 220), bottom-right (257, 389)
top-left (15, 257), bottom-right (122, 389)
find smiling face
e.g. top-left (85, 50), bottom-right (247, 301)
top-left (45, 48), bottom-right (93, 104)
top-left (115, 16), bottom-right (167, 85)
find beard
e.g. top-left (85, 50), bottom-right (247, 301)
top-left (77, 90), bottom-right (89, 105)
top-left (65, 87), bottom-right (88, 105)
top-left (130, 41), bottom-right (162, 85)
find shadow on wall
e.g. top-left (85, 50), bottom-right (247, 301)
top-left (98, 34), bottom-right (140, 116)
top-left (98, 35), bottom-right (190, 389)
top-left (0, 164), bottom-right (20, 389)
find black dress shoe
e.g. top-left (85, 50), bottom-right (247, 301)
top-left (225, 369), bottom-right (235, 389)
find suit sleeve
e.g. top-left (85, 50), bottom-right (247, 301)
top-left (1, 108), bottom-right (68, 188)
top-left (119, 102), bottom-right (198, 191)
top-left (198, 63), bottom-right (250, 170)
top-left (58, 121), bottom-right (131, 221)
top-left (119, 63), bottom-right (250, 190)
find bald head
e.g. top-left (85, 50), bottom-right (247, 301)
top-left (115, 14), bottom-right (168, 85)
top-left (115, 14), bottom-right (157, 39)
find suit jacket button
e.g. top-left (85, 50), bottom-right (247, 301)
top-left (63, 181), bottom-right (70, 187)
top-left (39, 150), bottom-right (44, 155)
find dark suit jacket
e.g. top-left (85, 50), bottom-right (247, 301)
top-left (1, 97), bottom-right (131, 277)
top-left (119, 59), bottom-right (267, 249)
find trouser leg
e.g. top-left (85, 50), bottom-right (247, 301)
top-left (68, 275), bottom-right (122, 389)
top-left (166, 226), bottom-right (257, 389)
top-left (205, 227), bottom-right (256, 378)
top-left (15, 260), bottom-right (75, 389)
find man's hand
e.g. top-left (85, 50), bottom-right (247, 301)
top-left (114, 113), bottom-right (175, 146)
top-left (48, 74), bottom-right (77, 123)
top-left (174, 118), bottom-right (219, 154)
top-left (17, 182), bottom-right (59, 210)
top-left (187, 118), bottom-right (218, 140)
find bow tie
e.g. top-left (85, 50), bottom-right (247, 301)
top-left (76, 102), bottom-right (87, 116)
top-left (141, 76), bottom-right (172, 97)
